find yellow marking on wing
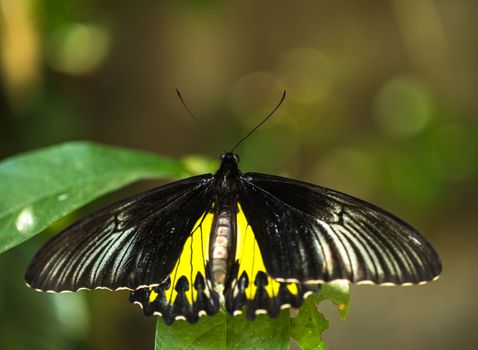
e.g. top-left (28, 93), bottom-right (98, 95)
top-left (163, 211), bottom-right (214, 305)
top-left (149, 289), bottom-right (159, 302)
top-left (236, 204), bottom-right (296, 300)
top-left (287, 283), bottom-right (298, 296)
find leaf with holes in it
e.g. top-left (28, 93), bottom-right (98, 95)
top-left (290, 297), bottom-right (328, 350)
top-left (291, 281), bottom-right (350, 350)
top-left (0, 141), bottom-right (191, 254)
top-left (155, 282), bottom-right (350, 350)
top-left (313, 281), bottom-right (350, 320)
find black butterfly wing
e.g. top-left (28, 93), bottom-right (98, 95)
top-left (129, 209), bottom-right (221, 324)
top-left (25, 175), bottom-right (214, 292)
top-left (238, 173), bottom-right (441, 285)
top-left (224, 204), bottom-right (320, 319)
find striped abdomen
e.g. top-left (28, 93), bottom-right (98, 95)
top-left (209, 202), bottom-right (237, 286)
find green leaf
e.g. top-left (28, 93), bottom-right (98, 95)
top-left (313, 281), bottom-right (350, 320)
top-left (292, 281), bottom-right (350, 350)
top-left (155, 282), bottom-right (350, 350)
top-left (156, 312), bottom-right (225, 350)
top-left (290, 298), bottom-right (328, 350)
top-left (155, 310), bottom-right (290, 350)
top-left (226, 311), bottom-right (290, 350)
top-left (0, 141), bottom-right (190, 254)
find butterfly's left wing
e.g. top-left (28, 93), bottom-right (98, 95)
top-left (237, 173), bottom-right (441, 286)
top-left (26, 175), bottom-right (214, 293)
top-left (26, 174), bottom-right (223, 324)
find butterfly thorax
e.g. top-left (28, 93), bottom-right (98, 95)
top-left (209, 153), bottom-right (241, 287)
top-left (214, 153), bottom-right (240, 186)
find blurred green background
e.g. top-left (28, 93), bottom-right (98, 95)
top-left (1, 0), bottom-right (477, 349)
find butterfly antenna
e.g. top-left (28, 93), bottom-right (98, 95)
top-left (176, 89), bottom-right (220, 147)
top-left (230, 90), bottom-right (286, 152)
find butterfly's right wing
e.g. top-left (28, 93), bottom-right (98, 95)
top-left (25, 175), bottom-right (214, 293)
top-left (237, 173), bottom-right (441, 285)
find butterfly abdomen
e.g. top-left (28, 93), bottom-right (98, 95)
top-left (209, 199), bottom-right (238, 286)
top-left (208, 154), bottom-right (241, 287)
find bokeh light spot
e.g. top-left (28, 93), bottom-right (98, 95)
top-left (277, 47), bottom-right (334, 105)
top-left (182, 155), bottom-right (219, 175)
top-left (46, 23), bottom-right (111, 75)
top-left (375, 76), bottom-right (433, 138)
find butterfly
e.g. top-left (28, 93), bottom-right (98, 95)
top-left (25, 93), bottom-right (442, 325)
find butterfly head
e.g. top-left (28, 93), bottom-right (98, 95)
top-left (216, 152), bottom-right (241, 182)
top-left (220, 152), bottom-right (240, 164)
